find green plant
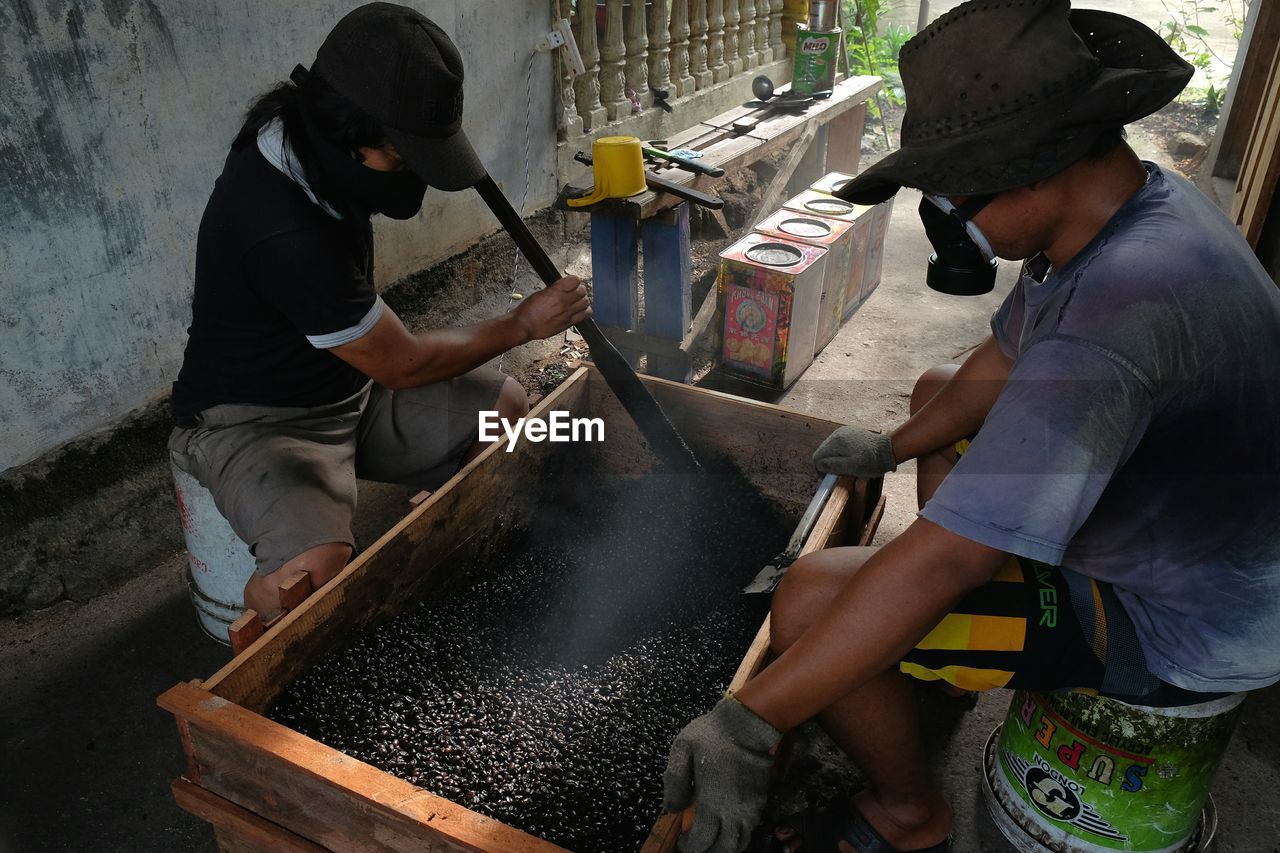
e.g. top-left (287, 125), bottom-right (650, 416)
top-left (842, 0), bottom-right (910, 128)
top-left (1158, 0), bottom-right (1248, 117)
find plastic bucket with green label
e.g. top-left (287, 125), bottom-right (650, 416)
top-left (983, 690), bottom-right (1244, 852)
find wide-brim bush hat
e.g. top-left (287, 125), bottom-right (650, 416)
top-left (835, 0), bottom-right (1193, 204)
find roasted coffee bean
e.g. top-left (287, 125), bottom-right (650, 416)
top-left (269, 474), bottom-right (788, 853)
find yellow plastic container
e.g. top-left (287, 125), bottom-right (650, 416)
top-left (566, 136), bottom-right (647, 207)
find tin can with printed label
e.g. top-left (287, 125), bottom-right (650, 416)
top-left (792, 26), bottom-right (840, 96)
top-left (754, 209), bottom-right (857, 355)
top-left (717, 233), bottom-right (827, 389)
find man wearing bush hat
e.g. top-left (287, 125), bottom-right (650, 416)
top-left (663, 1), bottom-right (1280, 851)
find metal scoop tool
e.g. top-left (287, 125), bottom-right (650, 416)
top-left (743, 473), bottom-right (839, 594)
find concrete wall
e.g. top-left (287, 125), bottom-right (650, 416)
top-left (0, 0), bottom-right (558, 473)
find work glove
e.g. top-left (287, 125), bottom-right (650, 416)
top-left (811, 425), bottom-right (896, 478)
top-left (663, 695), bottom-right (781, 853)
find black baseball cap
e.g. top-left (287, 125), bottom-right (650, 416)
top-left (310, 2), bottom-right (485, 191)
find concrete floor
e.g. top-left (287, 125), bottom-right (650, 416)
top-left (3, 156), bottom-right (1279, 853)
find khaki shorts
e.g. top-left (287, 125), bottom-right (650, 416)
top-left (169, 367), bottom-right (506, 576)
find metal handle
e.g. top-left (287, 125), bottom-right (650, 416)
top-left (642, 145), bottom-right (725, 178)
top-left (472, 175), bottom-right (700, 474)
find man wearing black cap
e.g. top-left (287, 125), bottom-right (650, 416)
top-left (663, 1), bottom-right (1280, 851)
top-left (169, 4), bottom-right (590, 624)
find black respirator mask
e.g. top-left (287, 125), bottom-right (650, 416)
top-left (919, 193), bottom-right (1000, 295)
top-left (293, 68), bottom-right (428, 220)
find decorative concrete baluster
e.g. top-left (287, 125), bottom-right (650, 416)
top-left (723, 0), bottom-right (742, 76)
top-left (707, 0), bottom-right (729, 83)
top-left (648, 0), bottom-right (674, 104)
top-left (689, 0), bottom-right (713, 90)
top-left (768, 0), bottom-right (785, 61)
top-left (755, 0), bottom-right (771, 65)
top-left (669, 0), bottom-right (695, 97)
top-left (558, 39), bottom-right (584, 140)
top-left (624, 0), bottom-right (654, 111)
top-left (737, 0), bottom-right (757, 70)
top-left (574, 0), bottom-right (609, 130)
top-left (599, 0), bottom-right (629, 120)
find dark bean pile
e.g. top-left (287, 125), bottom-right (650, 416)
top-left (269, 474), bottom-right (789, 852)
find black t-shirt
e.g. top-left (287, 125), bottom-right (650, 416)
top-left (171, 139), bottom-right (376, 427)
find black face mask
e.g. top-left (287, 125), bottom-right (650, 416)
top-left (299, 109), bottom-right (427, 220)
top-left (918, 194), bottom-right (999, 296)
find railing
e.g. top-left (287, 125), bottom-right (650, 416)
top-left (559, 0), bottom-right (787, 138)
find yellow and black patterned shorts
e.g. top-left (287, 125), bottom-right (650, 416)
top-left (901, 437), bottom-right (1148, 698)
top-left (900, 555), bottom-right (1112, 693)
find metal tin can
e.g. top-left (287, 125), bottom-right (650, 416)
top-left (754, 209), bottom-right (858, 355)
top-left (783, 188), bottom-right (883, 319)
top-left (717, 233), bottom-right (827, 389)
top-left (807, 0), bottom-right (837, 29)
top-left (792, 25), bottom-right (840, 96)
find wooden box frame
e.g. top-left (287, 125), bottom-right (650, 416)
top-left (159, 366), bottom-right (885, 852)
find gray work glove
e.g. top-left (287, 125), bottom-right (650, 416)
top-left (811, 425), bottom-right (897, 477)
top-left (663, 695), bottom-right (781, 853)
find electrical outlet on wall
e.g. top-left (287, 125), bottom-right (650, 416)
top-left (536, 18), bottom-right (585, 77)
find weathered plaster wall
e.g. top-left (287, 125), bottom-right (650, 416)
top-left (0, 0), bottom-right (557, 473)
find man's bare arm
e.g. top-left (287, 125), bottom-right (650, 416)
top-left (332, 275), bottom-right (590, 389)
top-left (890, 335), bottom-right (1014, 462)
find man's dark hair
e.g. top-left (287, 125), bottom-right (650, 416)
top-left (233, 75), bottom-right (387, 214)
top-left (1084, 127), bottom-right (1129, 160)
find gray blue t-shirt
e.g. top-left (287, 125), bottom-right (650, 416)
top-left (921, 163), bottom-right (1280, 693)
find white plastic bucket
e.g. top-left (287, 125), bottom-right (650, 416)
top-left (171, 462), bottom-right (256, 645)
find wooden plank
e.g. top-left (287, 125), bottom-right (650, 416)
top-left (582, 371), bottom-right (848, 512)
top-left (227, 612), bottom-right (263, 657)
top-left (642, 203), bottom-right (693, 341)
top-left (200, 370), bottom-right (592, 712)
top-left (160, 682), bottom-right (568, 853)
top-left (590, 211), bottom-right (640, 329)
top-left (173, 778), bottom-right (326, 853)
top-left (1209, 1), bottom-right (1280, 180)
top-left (622, 77), bottom-right (883, 219)
top-left (825, 102), bottom-right (866, 176)
top-left (278, 572), bottom-right (312, 613)
top-left (641, 203), bottom-right (693, 381)
top-left (752, 121), bottom-right (821, 228)
top-left (857, 495), bottom-right (887, 547)
top-left (1233, 19), bottom-right (1280, 245)
top-left (215, 827), bottom-right (263, 853)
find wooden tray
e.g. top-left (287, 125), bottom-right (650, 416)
top-left (159, 366), bottom-right (885, 852)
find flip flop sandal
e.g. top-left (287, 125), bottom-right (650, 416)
top-left (750, 798), bottom-right (953, 853)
